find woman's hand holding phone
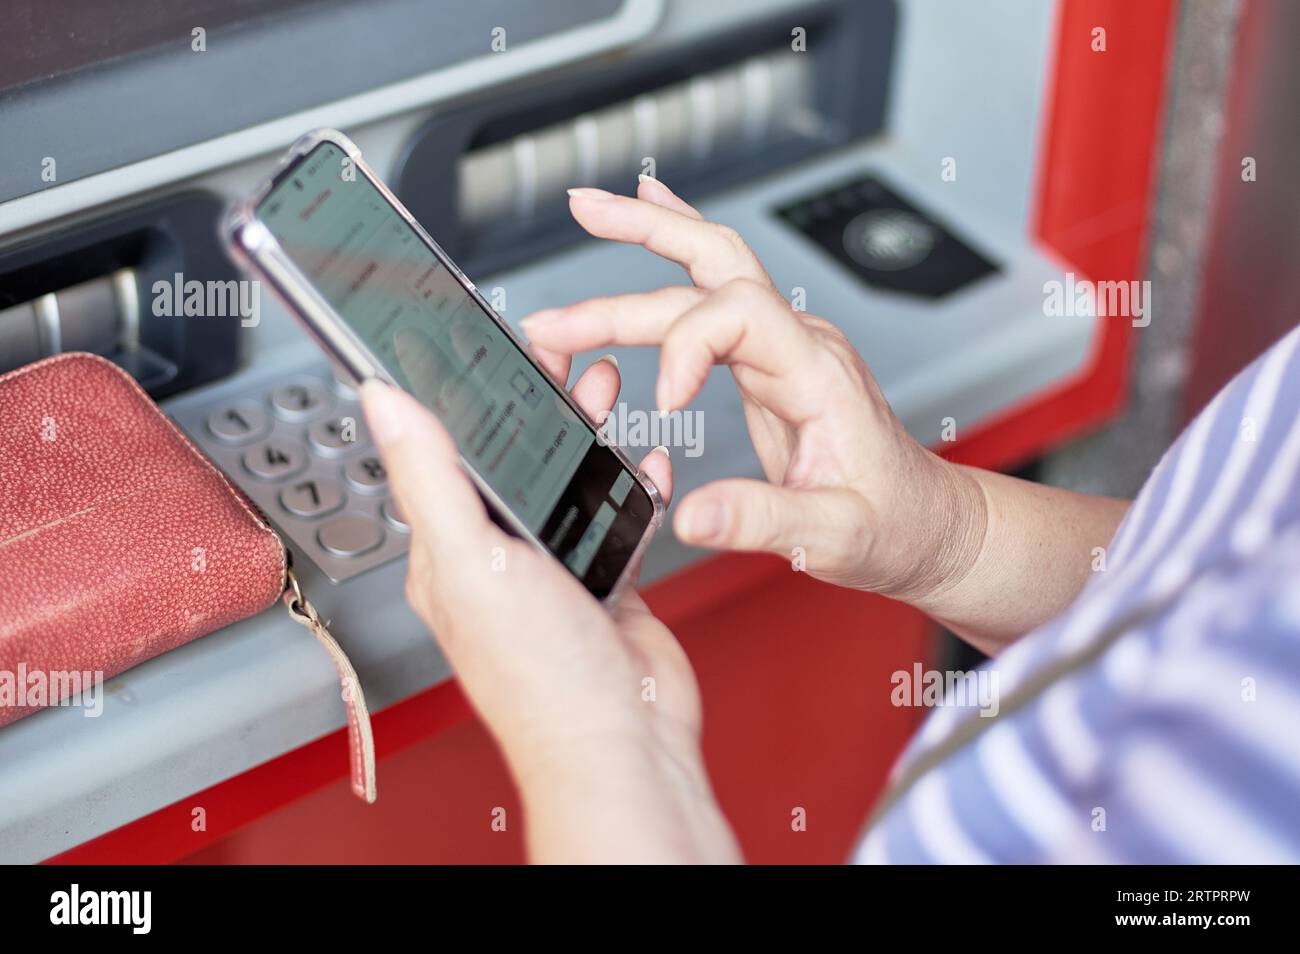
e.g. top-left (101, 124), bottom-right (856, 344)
top-left (361, 356), bottom-right (740, 864)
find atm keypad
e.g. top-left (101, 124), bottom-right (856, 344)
top-left (190, 370), bottom-right (408, 583)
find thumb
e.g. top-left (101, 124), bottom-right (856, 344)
top-left (359, 379), bottom-right (500, 553)
top-left (672, 479), bottom-right (865, 566)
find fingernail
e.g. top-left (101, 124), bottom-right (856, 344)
top-left (655, 372), bottom-right (674, 415)
top-left (681, 500), bottom-right (723, 542)
top-left (637, 173), bottom-right (657, 185)
top-left (597, 353), bottom-right (619, 369)
top-left (567, 187), bottom-right (615, 200)
top-left (651, 444), bottom-right (669, 458)
top-left (360, 379), bottom-right (405, 446)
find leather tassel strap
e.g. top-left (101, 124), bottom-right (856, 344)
top-left (283, 565), bottom-right (378, 804)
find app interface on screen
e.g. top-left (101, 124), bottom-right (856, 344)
top-left (259, 142), bottom-right (630, 571)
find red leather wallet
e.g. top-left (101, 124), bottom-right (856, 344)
top-left (0, 352), bottom-right (376, 801)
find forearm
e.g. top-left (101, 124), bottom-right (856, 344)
top-left (510, 731), bottom-right (741, 864)
top-left (912, 465), bottom-right (1130, 655)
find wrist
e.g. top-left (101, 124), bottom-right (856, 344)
top-left (508, 720), bottom-right (740, 863)
top-left (878, 452), bottom-right (989, 609)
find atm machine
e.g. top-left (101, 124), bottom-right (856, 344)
top-left (0, 0), bottom-right (1172, 862)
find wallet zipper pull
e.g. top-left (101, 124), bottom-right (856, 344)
top-left (283, 563), bottom-right (378, 804)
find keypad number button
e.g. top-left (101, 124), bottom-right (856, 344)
top-left (317, 513), bottom-right (385, 557)
top-left (309, 415), bottom-right (368, 457)
top-left (345, 455), bottom-right (388, 494)
top-left (279, 477), bottom-right (345, 518)
top-left (271, 381), bottom-right (331, 422)
top-left (382, 499), bottom-right (410, 532)
top-left (242, 441), bottom-right (306, 481)
top-left (207, 402), bottom-right (269, 445)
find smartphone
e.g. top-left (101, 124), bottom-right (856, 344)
top-left (222, 129), bottom-right (662, 603)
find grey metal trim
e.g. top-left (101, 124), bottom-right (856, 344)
top-left (0, 0), bottom-right (663, 235)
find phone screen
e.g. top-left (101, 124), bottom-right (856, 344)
top-left (256, 141), bottom-right (653, 596)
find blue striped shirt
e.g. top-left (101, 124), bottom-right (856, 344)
top-left (857, 323), bottom-right (1300, 863)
